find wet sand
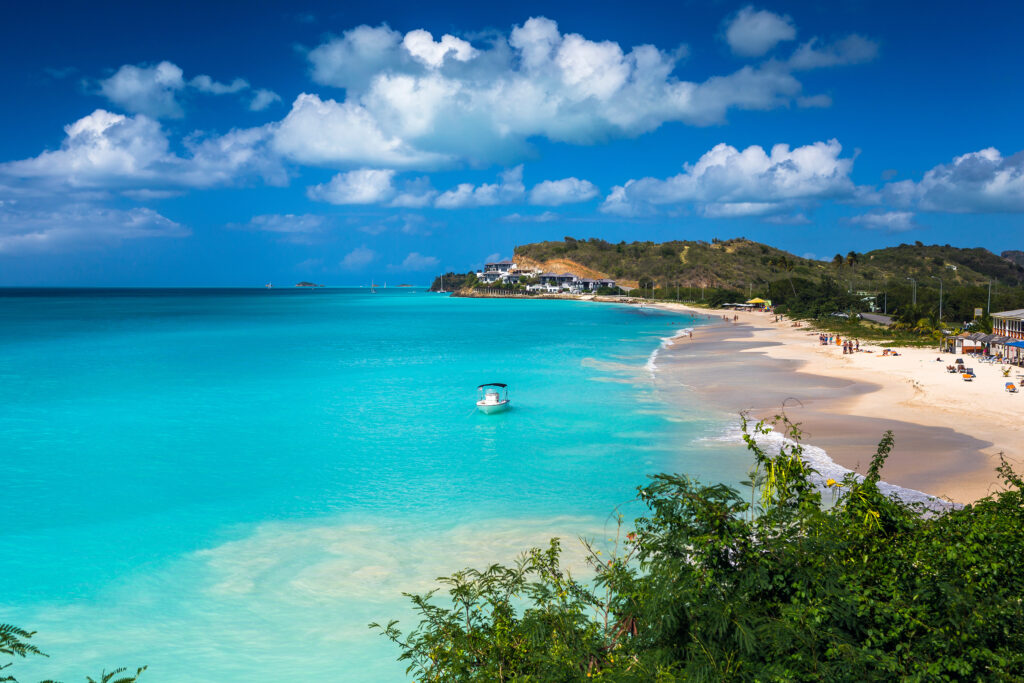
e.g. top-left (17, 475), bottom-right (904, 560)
top-left (652, 312), bottom-right (1014, 504)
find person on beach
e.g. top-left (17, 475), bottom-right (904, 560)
top-left (855, 340), bottom-right (859, 352)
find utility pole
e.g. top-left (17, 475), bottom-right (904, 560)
top-left (906, 277), bottom-right (917, 306)
top-left (931, 275), bottom-right (943, 321)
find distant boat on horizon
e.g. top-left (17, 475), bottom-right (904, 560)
top-left (265, 283), bottom-right (273, 289)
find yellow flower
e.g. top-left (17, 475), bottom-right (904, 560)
top-left (825, 478), bottom-right (837, 487)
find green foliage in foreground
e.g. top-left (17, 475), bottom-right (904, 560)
top-left (373, 419), bottom-right (1024, 681)
top-left (1, 624), bottom-right (144, 683)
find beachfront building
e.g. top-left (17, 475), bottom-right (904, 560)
top-left (485, 259), bottom-right (516, 273)
top-left (993, 309), bottom-right (1024, 340)
top-left (540, 272), bottom-right (579, 288)
top-left (992, 309), bottom-right (1024, 363)
top-left (476, 260), bottom-right (522, 284)
top-left (473, 258), bottom-right (616, 292)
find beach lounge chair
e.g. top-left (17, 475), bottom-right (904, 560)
top-left (963, 373), bottom-right (974, 381)
top-left (947, 365), bottom-right (957, 373)
top-left (1007, 383), bottom-right (1018, 393)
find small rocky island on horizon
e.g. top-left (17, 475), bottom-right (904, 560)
top-left (294, 281), bottom-right (323, 287)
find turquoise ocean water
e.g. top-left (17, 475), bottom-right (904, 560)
top-left (0, 288), bottom-right (753, 681)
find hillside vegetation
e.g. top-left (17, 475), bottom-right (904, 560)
top-left (515, 237), bottom-right (1024, 290)
top-left (509, 237), bottom-right (1024, 327)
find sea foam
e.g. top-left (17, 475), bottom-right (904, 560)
top-left (703, 423), bottom-right (959, 512)
top-left (646, 328), bottom-right (693, 376)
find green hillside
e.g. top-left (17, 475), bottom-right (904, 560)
top-left (508, 237), bottom-right (1024, 325)
top-left (514, 237), bottom-right (1024, 290)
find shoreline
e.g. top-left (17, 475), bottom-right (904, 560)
top-left (648, 303), bottom-right (1019, 505)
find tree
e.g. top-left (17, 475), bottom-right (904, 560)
top-left (846, 250), bottom-right (859, 269)
top-left (773, 255), bottom-right (797, 296)
top-left (833, 253), bottom-right (844, 269)
top-left (375, 417), bottom-right (1024, 680)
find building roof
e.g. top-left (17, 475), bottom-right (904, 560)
top-left (860, 313), bottom-right (893, 326)
top-left (993, 309), bottom-right (1024, 319)
top-left (485, 259), bottom-right (515, 265)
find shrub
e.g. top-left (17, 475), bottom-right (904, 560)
top-left (374, 417), bottom-right (1024, 680)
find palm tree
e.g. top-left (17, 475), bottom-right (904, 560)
top-left (832, 253), bottom-right (844, 269)
top-left (846, 251), bottom-right (858, 270)
top-left (775, 255), bottom-right (797, 296)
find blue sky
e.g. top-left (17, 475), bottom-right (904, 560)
top-left (1, 0), bottom-right (1022, 285)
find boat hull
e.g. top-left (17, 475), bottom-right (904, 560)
top-left (476, 400), bottom-right (510, 414)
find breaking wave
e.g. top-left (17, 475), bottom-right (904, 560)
top-left (645, 328), bottom-right (692, 376)
top-left (704, 423), bottom-right (959, 512)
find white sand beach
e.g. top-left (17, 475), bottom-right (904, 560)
top-left (650, 303), bottom-right (1023, 504)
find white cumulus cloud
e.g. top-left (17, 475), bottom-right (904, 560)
top-left (788, 35), bottom-right (879, 70)
top-left (883, 148), bottom-right (1024, 213)
top-left (242, 214), bottom-right (327, 234)
top-left (249, 89), bottom-right (281, 111)
top-left (307, 169), bottom-right (397, 204)
top-left (529, 177), bottom-right (599, 205)
top-left (294, 16), bottom-right (873, 168)
top-left (340, 246), bottom-right (377, 269)
top-left (701, 202), bottom-right (785, 218)
top-left (847, 210), bottom-right (918, 231)
top-left (400, 252), bottom-right (439, 270)
top-left (402, 29), bottom-right (477, 68)
top-left (601, 139), bottom-right (856, 216)
top-left (503, 211), bottom-right (559, 222)
top-left (190, 75), bottom-right (249, 94)
top-left (98, 60), bottom-right (277, 118)
top-left (435, 166), bottom-right (525, 208)
top-left (0, 109), bottom-right (285, 190)
top-left (2, 110), bottom-right (170, 184)
top-left (0, 203), bottom-right (188, 253)
top-left (725, 7), bottom-right (796, 57)
top-left (308, 24), bottom-right (406, 91)
top-left (99, 61), bottom-right (185, 118)
top-left (271, 93), bottom-right (450, 168)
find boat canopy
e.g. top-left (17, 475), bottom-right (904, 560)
top-left (478, 383), bottom-right (508, 389)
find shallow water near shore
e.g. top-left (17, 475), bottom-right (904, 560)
top-left (0, 288), bottom-right (757, 681)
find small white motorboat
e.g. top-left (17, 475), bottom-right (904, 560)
top-left (476, 383), bottom-right (511, 414)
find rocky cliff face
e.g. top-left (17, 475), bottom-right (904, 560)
top-left (1002, 250), bottom-right (1024, 268)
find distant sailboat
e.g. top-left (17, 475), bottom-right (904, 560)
top-left (265, 282), bottom-right (273, 289)
top-left (371, 279), bottom-right (376, 293)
